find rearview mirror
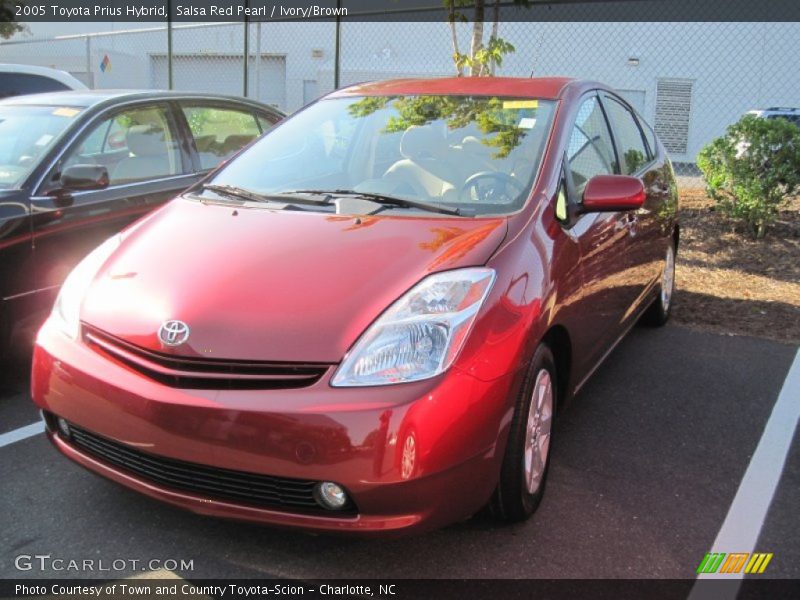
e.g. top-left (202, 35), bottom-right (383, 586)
top-left (61, 164), bottom-right (109, 192)
top-left (582, 174), bottom-right (645, 213)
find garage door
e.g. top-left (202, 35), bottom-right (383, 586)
top-left (151, 54), bottom-right (286, 110)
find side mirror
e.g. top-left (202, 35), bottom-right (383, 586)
top-left (581, 174), bottom-right (645, 213)
top-left (60, 164), bottom-right (110, 192)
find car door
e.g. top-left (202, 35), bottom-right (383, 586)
top-left (176, 102), bottom-right (279, 174)
top-left (0, 190), bottom-right (35, 353)
top-left (30, 101), bottom-right (198, 313)
top-left (564, 93), bottom-right (633, 373)
top-left (600, 92), bottom-right (666, 315)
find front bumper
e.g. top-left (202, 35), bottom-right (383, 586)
top-left (32, 322), bottom-right (519, 535)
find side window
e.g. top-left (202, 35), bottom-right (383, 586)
top-left (602, 95), bottom-right (650, 174)
top-left (641, 119), bottom-right (658, 159)
top-left (59, 105), bottom-right (182, 186)
top-left (182, 106), bottom-right (263, 170)
top-left (0, 73), bottom-right (69, 100)
top-left (567, 96), bottom-right (617, 196)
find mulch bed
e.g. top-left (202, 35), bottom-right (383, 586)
top-left (672, 189), bottom-right (800, 344)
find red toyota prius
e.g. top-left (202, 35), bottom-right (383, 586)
top-left (31, 77), bottom-right (678, 535)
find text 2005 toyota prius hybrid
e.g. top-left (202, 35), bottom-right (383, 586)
top-left (32, 78), bottom-right (679, 534)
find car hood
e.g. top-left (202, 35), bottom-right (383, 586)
top-left (82, 197), bottom-right (508, 363)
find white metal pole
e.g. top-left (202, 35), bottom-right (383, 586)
top-left (255, 22), bottom-right (262, 101)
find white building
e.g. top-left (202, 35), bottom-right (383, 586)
top-left (2, 20), bottom-right (797, 166)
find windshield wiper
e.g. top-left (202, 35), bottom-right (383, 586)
top-left (201, 184), bottom-right (271, 204)
top-left (201, 184), bottom-right (334, 207)
top-left (288, 189), bottom-right (460, 216)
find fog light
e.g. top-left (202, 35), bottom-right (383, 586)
top-left (57, 417), bottom-right (71, 438)
top-left (314, 481), bottom-right (348, 510)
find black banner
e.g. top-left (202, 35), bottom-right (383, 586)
top-left (3, 0), bottom-right (800, 23)
top-left (2, 579), bottom-right (800, 600)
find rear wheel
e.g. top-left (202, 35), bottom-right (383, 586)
top-left (643, 241), bottom-right (675, 326)
top-left (490, 344), bottom-right (556, 523)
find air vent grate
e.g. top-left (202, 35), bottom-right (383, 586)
top-left (654, 78), bottom-right (694, 155)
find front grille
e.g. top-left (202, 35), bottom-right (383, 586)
top-left (68, 424), bottom-right (355, 516)
top-left (82, 325), bottom-right (330, 390)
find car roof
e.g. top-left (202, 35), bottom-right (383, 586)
top-left (0, 63), bottom-right (88, 90)
top-left (329, 77), bottom-right (578, 100)
top-left (0, 89), bottom-right (284, 114)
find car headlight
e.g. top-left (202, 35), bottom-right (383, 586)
top-left (50, 235), bottom-right (121, 339)
top-left (331, 268), bottom-right (496, 387)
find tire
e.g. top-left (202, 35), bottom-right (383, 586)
top-left (490, 344), bottom-right (556, 523)
top-left (642, 240), bottom-right (676, 327)
top-left (0, 305), bottom-right (9, 363)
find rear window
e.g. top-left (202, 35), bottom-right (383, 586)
top-left (181, 105), bottom-right (265, 171)
top-left (0, 73), bottom-right (70, 100)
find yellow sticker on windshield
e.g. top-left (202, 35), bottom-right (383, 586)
top-left (52, 107), bottom-right (80, 118)
top-left (503, 100), bottom-right (538, 110)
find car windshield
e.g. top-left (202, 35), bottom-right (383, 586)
top-left (0, 104), bottom-right (83, 189)
top-left (210, 95), bottom-right (557, 216)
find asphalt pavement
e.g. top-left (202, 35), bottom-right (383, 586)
top-left (1, 323), bottom-right (798, 582)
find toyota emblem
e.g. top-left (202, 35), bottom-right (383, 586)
top-left (158, 320), bottom-right (190, 346)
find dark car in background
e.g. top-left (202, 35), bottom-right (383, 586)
top-left (0, 90), bottom-right (283, 356)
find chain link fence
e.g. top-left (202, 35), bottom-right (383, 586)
top-left (2, 16), bottom-right (798, 185)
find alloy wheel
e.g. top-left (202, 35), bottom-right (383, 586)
top-left (661, 244), bottom-right (676, 312)
top-left (524, 369), bottom-right (554, 495)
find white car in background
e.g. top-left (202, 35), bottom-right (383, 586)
top-left (0, 64), bottom-right (88, 100)
top-left (735, 106), bottom-right (800, 158)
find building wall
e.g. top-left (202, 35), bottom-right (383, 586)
top-left (1, 21), bottom-right (797, 164)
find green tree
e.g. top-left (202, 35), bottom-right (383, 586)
top-left (447, 0), bottom-right (527, 77)
top-left (0, 1), bottom-right (27, 39)
top-left (697, 114), bottom-right (800, 238)
top-left (624, 148), bottom-right (646, 173)
top-left (348, 94), bottom-right (528, 158)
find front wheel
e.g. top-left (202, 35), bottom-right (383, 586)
top-left (490, 344), bottom-right (556, 523)
top-left (643, 240), bottom-right (676, 327)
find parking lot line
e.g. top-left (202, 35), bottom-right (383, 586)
top-left (0, 421), bottom-right (43, 448)
top-left (690, 348), bottom-right (800, 597)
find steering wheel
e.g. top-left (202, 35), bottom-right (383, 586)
top-left (460, 171), bottom-right (525, 204)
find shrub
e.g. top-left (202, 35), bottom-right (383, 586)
top-left (697, 114), bottom-right (800, 238)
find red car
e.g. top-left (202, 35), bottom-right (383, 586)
top-left (31, 77), bottom-right (678, 535)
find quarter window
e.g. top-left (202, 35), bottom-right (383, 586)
top-left (603, 95), bottom-right (650, 174)
top-left (567, 96), bottom-right (617, 195)
top-left (641, 119), bottom-right (658, 159)
top-left (181, 106), bottom-right (267, 170)
top-left (60, 105), bottom-right (182, 186)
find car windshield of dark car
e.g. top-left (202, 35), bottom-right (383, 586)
top-left (0, 104), bottom-right (82, 189)
top-left (210, 95), bottom-right (557, 216)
